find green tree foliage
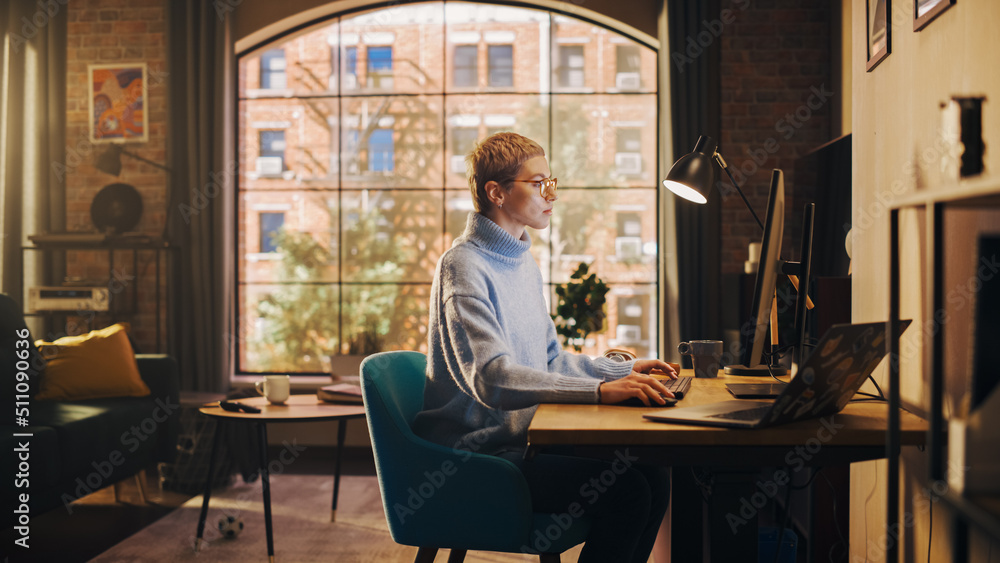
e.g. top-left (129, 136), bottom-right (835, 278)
top-left (249, 197), bottom-right (406, 372)
top-left (251, 228), bottom-right (338, 372)
top-left (552, 262), bottom-right (610, 352)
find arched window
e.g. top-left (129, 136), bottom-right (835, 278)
top-left (236, 2), bottom-right (660, 374)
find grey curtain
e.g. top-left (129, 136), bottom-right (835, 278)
top-left (667, 0), bottom-right (723, 344)
top-left (0, 1), bottom-right (66, 305)
top-left (166, 1), bottom-right (235, 392)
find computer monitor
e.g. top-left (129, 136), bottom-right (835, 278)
top-left (725, 169), bottom-right (814, 375)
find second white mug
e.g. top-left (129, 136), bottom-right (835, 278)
top-left (255, 375), bottom-right (290, 404)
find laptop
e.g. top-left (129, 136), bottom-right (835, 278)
top-left (644, 321), bottom-right (911, 429)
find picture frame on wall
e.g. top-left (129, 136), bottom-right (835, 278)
top-left (866, 0), bottom-right (890, 71)
top-left (88, 63), bottom-right (148, 144)
top-left (914, 0), bottom-right (955, 31)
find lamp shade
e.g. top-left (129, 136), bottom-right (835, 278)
top-left (662, 135), bottom-right (718, 204)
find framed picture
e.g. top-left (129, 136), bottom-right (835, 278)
top-left (88, 63), bottom-right (148, 143)
top-left (866, 0), bottom-right (890, 71)
top-left (914, 0), bottom-right (954, 30)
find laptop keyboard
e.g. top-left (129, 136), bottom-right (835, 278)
top-left (663, 376), bottom-right (692, 399)
top-left (708, 405), bottom-right (772, 421)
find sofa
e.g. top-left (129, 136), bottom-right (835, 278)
top-left (1, 293), bottom-right (180, 529)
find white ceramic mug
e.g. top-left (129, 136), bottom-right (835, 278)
top-left (255, 375), bottom-right (290, 404)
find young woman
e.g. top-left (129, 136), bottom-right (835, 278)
top-left (413, 132), bottom-right (676, 562)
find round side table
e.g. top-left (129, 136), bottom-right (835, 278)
top-left (193, 395), bottom-right (366, 562)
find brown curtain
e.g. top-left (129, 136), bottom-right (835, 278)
top-left (0, 0), bottom-right (66, 306)
top-left (166, 1), bottom-right (235, 392)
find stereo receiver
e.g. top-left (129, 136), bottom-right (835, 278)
top-left (27, 286), bottom-right (110, 312)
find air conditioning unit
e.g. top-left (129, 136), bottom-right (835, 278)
top-left (256, 156), bottom-right (284, 177)
top-left (615, 72), bottom-right (641, 91)
top-left (616, 324), bottom-right (642, 344)
top-left (450, 155), bottom-right (467, 174)
top-left (615, 237), bottom-right (643, 260)
top-left (615, 152), bottom-right (642, 175)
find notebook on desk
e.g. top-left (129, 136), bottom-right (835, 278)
top-left (644, 321), bottom-right (911, 429)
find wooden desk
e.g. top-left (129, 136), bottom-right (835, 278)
top-left (527, 371), bottom-right (928, 561)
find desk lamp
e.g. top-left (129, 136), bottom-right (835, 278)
top-left (664, 135), bottom-right (814, 373)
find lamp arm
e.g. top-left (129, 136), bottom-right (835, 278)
top-left (713, 153), bottom-right (765, 231)
top-left (119, 148), bottom-right (171, 173)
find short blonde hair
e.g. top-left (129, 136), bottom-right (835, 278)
top-left (465, 132), bottom-right (545, 213)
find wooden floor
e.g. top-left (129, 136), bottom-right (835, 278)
top-left (0, 447), bottom-right (380, 563)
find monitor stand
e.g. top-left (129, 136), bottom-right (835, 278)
top-left (725, 203), bottom-right (814, 377)
top-left (724, 344), bottom-right (789, 375)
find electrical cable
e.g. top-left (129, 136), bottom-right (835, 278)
top-left (927, 493), bottom-right (933, 563)
top-left (820, 471), bottom-right (848, 562)
top-left (790, 467), bottom-right (823, 490)
top-left (867, 374), bottom-right (886, 400)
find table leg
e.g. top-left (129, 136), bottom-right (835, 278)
top-left (258, 422), bottom-right (275, 563)
top-left (195, 421), bottom-right (223, 552)
top-left (331, 419), bottom-right (348, 522)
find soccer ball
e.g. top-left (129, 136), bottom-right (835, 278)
top-left (217, 515), bottom-right (244, 539)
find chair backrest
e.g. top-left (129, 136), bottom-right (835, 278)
top-left (360, 351), bottom-right (536, 551)
top-left (361, 350), bottom-right (427, 434)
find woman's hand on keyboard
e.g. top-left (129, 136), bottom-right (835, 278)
top-left (599, 372), bottom-right (675, 406)
top-left (632, 359), bottom-right (678, 379)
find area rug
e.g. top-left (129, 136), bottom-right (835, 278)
top-left (90, 474), bottom-right (582, 562)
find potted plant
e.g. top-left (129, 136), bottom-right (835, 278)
top-left (552, 262), bottom-right (610, 352)
top-left (327, 324), bottom-right (384, 381)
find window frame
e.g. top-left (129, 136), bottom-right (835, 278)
top-left (234, 2), bottom-right (661, 376)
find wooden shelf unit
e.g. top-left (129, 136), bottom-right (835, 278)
top-left (888, 177), bottom-right (1000, 563)
top-left (21, 237), bottom-right (174, 353)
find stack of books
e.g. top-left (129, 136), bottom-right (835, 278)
top-left (316, 383), bottom-right (364, 404)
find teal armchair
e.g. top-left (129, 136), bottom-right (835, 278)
top-left (361, 351), bottom-right (590, 563)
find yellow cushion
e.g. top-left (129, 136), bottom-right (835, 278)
top-left (34, 323), bottom-right (150, 401)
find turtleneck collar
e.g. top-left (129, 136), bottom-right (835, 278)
top-left (462, 212), bottom-right (532, 259)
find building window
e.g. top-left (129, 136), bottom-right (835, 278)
top-left (453, 45), bottom-right (478, 88)
top-left (451, 127), bottom-right (479, 174)
top-left (558, 45), bottom-right (585, 88)
top-left (237, 3), bottom-right (659, 374)
top-left (260, 212), bottom-right (285, 253)
top-left (368, 128), bottom-right (394, 173)
top-left (615, 128), bottom-right (642, 175)
top-left (367, 46), bottom-right (393, 88)
top-left (487, 44), bottom-right (513, 87)
top-left (260, 49), bottom-right (287, 89)
top-left (257, 130), bottom-right (286, 176)
top-left (344, 46), bottom-right (358, 88)
top-left (615, 45), bottom-right (641, 90)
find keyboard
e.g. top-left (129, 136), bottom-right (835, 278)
top-left (707, 405), bottom-right (773, 421)
top-left (619, 376), bottom-right (692, 407)
top-left (663, 376), bottom-right (692, 400)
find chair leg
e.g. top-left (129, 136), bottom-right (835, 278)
top-left (446, 549), bottom-right (467, 563)
top-left (113, 481), bottom-right (123, 503)
top-left (413, 547), bottom-right (438, 563)
top-left (539, 554), bottom-right (561, 563)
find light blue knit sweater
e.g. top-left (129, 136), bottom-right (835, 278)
top-left (412, 212), bottom-right (635, 455)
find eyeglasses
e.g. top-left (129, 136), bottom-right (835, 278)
top-left (512, 177), bottom-right (558, 198)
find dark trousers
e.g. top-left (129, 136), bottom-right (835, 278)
top-left (499, 450), bottom-right (670, 563)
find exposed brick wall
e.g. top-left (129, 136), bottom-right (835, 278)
top-left (62, 0), bottom-right (167, 351)
top-left (718, 1), bottom-right (832, 274)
